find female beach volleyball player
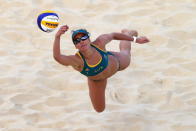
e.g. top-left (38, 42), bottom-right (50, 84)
top-left (53, 25), bottom-right (149, 112)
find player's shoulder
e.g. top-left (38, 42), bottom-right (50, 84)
top-left (92, 40), bottom-right (106, 50)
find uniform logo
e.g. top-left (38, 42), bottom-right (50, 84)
top-left (85, 68), bottom-right (89, 71)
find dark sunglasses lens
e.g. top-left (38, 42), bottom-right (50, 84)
top-left (73, 40), bottom-right (79, 45)
top-left (73, 35), bottom-right (89, 45)
top-left (81, 35), bottom-right (88, 40)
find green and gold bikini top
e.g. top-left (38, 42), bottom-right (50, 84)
top-left (77, 44), bottom-right (114, 76)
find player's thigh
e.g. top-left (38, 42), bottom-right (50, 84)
top-left (88, 78), bottom-right (107, 112)
top-left (110, 51), bottom-right (131, 71)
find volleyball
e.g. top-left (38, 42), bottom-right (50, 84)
top-left (37, 10), bottom-right (59, 33)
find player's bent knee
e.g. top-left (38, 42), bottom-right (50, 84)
top-left (93, 104), bottom-right (105, 113)
top-left (94, 107), bottom-right (105, 113)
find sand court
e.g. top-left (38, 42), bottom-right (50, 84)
top-left (0, 0), bottom-right (196, 131)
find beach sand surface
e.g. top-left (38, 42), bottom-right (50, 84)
top-left (0, 0), bottom-right (196, 131)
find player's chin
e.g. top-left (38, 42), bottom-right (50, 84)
top-left (80, 45), bottom-right (88, 51)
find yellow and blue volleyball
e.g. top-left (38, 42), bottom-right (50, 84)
top-left (37, 10), bottom-right (59, 33)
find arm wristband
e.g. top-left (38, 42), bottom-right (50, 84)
top-left (133, 36), bottom-right (137, 43)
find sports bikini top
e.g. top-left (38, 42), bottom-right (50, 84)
top-left (77, 44), bottom-right (114, 76)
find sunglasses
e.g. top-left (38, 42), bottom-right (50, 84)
top-left (73, 35), bottom-right (89, 45)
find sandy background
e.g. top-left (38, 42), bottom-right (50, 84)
top-left (0, 0), bottom-right (196, 131)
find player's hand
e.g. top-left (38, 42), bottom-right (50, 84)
top-left (55, 25), bottom-right (69, 38)
top-left (136, 36), bottom-right (150, 44)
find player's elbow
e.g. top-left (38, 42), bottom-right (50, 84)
top-left (53, 56), bottom-right (61, 64)
top-left (111, 32), bottom-right (120, 40)
top-left (53, 54), bottom-right (60, 62)
top-left (53, 55), bottom-right (68, 66)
